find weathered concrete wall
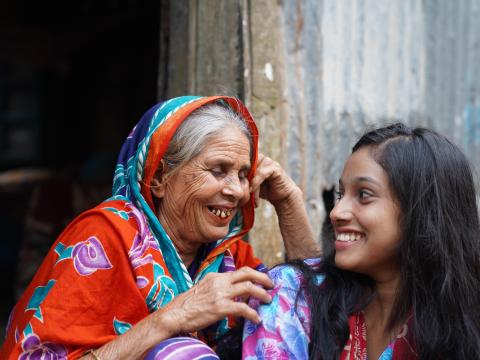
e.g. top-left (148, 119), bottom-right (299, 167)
top-left (246, 0), bottom-right (288, 266)
top-left (159, 0), bottom-right (480, 267)
top-left (247, 0), bottom-right (327, 266)
top-left (158, 0), bottom-right (244, 99)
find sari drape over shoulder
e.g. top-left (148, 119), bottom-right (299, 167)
top-left (1, 96), bottom-right (264, 359)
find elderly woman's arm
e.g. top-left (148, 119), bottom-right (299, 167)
top-left (251, 154), bottom-right (321, 260)
top-left (80, 267), bottom-right (273, 360)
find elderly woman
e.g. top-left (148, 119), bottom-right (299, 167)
top-left (1, 96), bottom-right (318, 359)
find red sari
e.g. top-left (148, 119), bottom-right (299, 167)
top-left (1, 96), bottom-right (263, 359)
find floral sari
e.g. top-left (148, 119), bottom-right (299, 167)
top-left (1, 96), bottom-right (264, 359)
top-left (242, 259), bottom-right (417, 360)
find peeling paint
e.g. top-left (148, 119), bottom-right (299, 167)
top-left (262, 202), bottom-right (274, 219)
top-left (264, 62), bottom-right (274, 81)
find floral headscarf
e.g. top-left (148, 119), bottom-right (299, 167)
top-left (111, 95), bottom-right (259, 293)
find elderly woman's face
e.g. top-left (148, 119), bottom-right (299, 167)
top-left (157, 125), bottom-right (251, 247)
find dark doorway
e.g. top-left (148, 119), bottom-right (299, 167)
top-left (0, 0), bottom-right (160, 340)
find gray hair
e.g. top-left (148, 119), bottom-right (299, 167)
top-left (162, 102), bottom-right (253, 179)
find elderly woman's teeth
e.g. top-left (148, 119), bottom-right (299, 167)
top-left (209, 207), bottom-right (231, 218)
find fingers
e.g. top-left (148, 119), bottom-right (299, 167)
top-left (229, 267), bottom-right (274, 289)
top-left (165, 268), bottom-right (274, 332)
top-left (230, 280), bottom-right (272, 304)
top-left (250, 154), bottom-right (276, 194)
top-left (254, 187), bottom-right (260, 208)
top-left (250, 153), bottom-right (297, 207)
top-left (250, 154), bottom-right (274, 207)
top-left (228, 267), bottom-right (274, 305)
top-left (229, 302), bottom-right (262, 324)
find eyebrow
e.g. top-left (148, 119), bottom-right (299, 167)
top-left (339, 176), bottom-right (382, 186)
top-left (209, 158), bottom-right (251, 171)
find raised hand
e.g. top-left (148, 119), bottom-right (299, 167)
top-left (250, 153), bottom-right (302, 208)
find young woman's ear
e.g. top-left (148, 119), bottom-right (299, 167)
top-left (151, 160), bottom-right (167, 199)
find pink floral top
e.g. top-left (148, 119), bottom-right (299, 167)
top-left (242, 259), bottom-right (401, 360)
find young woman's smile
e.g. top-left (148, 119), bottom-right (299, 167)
top-left (330, 146), bottom-right (402, 281)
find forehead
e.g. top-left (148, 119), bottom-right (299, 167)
top-left (200, 126), bottom-right (251, 163)
top-left (341, 147), bottom-right (389, 185)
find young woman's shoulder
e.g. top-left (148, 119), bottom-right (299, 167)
top-left (268, 257), bottom-right (324, 291)
top-left (242, 258), bottom-right (324, 359)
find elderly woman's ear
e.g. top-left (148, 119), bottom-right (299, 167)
top-left (151, 160), bottom-right (167, 199)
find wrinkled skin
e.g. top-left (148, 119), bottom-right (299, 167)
top-left (159, 266), bottom-right (274, 333)
top-left (154, 126), bottom-right (252, 265)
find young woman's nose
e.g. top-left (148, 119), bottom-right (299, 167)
top-left (329, 198), bottom-right (353, 223)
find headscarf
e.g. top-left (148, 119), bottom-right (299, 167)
top-left (111, 95), bottom-right (259, 293)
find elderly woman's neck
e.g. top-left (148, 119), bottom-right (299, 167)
top-left (168, 237), bottom-right (201, 268)
top-left (157, 214), bottom-right (201, 268)
top-left (175, 246), bottom-right (200, 268)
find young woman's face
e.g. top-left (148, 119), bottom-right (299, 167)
top-left (329, 146), bottom-right (402, 281)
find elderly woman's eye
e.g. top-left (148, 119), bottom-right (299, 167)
top-left (210, 168), bottom-right (223, 177)
top-left (239, 171), bottom-right (247, 180)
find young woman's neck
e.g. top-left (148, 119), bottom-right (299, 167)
top-left (365, 277), bottom-right (399, 326)
top-left (363, 272), bottom-right (401, 359)
top-left (364, 264), bottom-right (401, 325)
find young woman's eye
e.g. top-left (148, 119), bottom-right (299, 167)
top-left (358, 190), bottom-right (372, 200)
top-left (334, 190), bottom-right (343, 201)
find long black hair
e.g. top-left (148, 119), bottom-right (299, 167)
top-left (304, 123), bottom-right (480, 359)
top-left (217, 123), bottom-right (480, 359)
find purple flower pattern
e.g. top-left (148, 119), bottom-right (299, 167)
top-left (72, 236), bottom-right (113, 276)
top-left (127, 205), bottom-right (161, 272)
top-left (20, 333), bottom-right (67, 360)
top-left (243, 261), bottom-right (320, 360)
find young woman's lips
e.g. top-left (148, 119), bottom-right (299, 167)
top-left (334, 231), bottom-right (365, 251)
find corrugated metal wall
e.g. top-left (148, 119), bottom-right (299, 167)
top-left (160, 0), bottom-right (480, 266)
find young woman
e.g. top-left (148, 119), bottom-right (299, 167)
top-left (241, 123), bottom-right (480, 359)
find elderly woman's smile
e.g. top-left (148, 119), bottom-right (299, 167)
top-left (207, 206), bottom-right (232, 219)
top-left (155, 125), bottom-right (251, 262)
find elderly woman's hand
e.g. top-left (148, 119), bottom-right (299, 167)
top-left (156, 267), bottom-right (273, 336)
top-left (250, 153), bottom-right (302, 208)
top-left (249, 153), bottom-right (320, 260)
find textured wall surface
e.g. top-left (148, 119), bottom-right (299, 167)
top-left (319, 0), bottom-right (480, 179)
top-left (159, 0), bottom-right (480, 267)
top-left (271, 0), bottom-right (480, 257)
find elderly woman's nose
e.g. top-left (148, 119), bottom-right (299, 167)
top-left (222, 175), bottom-right (246, 199)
